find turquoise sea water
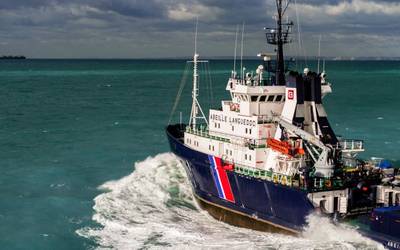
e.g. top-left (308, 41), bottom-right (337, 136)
top-left (0, 59), bottom-right (399, 249)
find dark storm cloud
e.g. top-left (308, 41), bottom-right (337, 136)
top-left (0, 0), bottom-right (52, 9)
top-left (0, 0), bottom-right (399, 58)
top-left (93, 0), bottom-right (167, 19)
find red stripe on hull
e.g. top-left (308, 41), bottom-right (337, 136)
top-left (214, 157), bottom-right (235, 203)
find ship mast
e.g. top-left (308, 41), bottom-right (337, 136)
top-left (265, 0), bottom-right (293, 86)
top-left (189, 19), bottom-right (208, 129)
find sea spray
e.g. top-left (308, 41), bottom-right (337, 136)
top-left (77, 154), bottom-right (382, 249)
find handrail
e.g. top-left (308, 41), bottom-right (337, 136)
top-left (338, 139), bottom-right (364, 151)
top-left (185, 125), bottom-right (268, 148)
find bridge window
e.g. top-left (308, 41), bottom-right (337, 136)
top-left (244, 154), bottom-right (247, 160)
top-left (251, 96), bottom-right (258, 102)
top-left (259, 95), bottom-right (267, 102)
top-left (275, 95), bottom-right (283, 102)
top-left (267, 95), bottom-right (275, 102)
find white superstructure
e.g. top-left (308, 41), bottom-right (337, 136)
top-left (184, 61), bottom-right (340, 179)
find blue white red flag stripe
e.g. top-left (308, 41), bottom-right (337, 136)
top-left (208, 155), bottom-right (235, 203)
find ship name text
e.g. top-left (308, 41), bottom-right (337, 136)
top-left (210, 113), bottom-right (256, 127)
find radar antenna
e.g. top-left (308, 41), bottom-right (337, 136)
top-left (264, 0), bottom-right (293, 85)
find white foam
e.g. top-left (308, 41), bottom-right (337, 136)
top-left (77, 153), bottom-right (383, 250)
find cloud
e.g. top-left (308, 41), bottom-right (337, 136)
top-left (294, 0), bottom-right (400, 17)
top-left (325, 0), bottom-right (400, 16)
top-left (0, 0), bottom-right (400, 58)
top-left (167, 3), bottom-right (224, 21)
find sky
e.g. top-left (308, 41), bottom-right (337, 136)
top-left (1, 0), bottom-right (400, 58)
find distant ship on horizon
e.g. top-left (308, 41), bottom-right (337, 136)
top-left (0, 55), bottom-right (26, 60)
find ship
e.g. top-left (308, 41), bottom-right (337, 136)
top-left (166, 1), bottom-right (400, 249)
top-left (0, 55), bottom-right (26, 60)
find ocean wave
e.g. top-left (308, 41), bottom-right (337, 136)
top-left (77, 153), bottom-right (382, 250)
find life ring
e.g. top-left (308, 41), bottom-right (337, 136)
top-left (230, 103), bottom-right (240, 111)
top-left (325, 179), bottom-right (332, 188)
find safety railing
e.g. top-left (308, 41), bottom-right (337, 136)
top-left (185, 126), bottom-right (269, 148)
top-left (339, 139), bottom-right (364, 151)
top-left (185, 126), bottom-right (230, 143)
top-left (233, 163), bottom-right (299, 188)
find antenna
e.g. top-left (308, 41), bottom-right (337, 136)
top-left (240, 22), bottom-right (245, 80)
top-left (189, 18), bottom-right (208, 129)
top-left (317, 34), bottom-right (322, 73)
top-left (194, 17), bottom-right (198, 54)
top-left (265, 0), bottom-right (293, 85)
top-left (233, 25), bottom-right (239, 77)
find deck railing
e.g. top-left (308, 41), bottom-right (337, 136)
top-left (233, 163), bottom-right (344, 191)
top-left (185, 125), bottom-right (268, 148)
top-left (339, 140), bottom-right (364, 151)
top-left (185, 126), bottom-right (230, 143)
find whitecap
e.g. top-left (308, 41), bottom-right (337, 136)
top-left (77, 153), bottom-right (382, 250)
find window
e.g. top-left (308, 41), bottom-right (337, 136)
top-left (267, 95), bottom-right (275, 102)
top-left (245, 128), bottom-right (248, 134)
top-left (212, 146), bottom-right (215, 151)
top-left (232, 126), bottom-right (235, 131)
top-left (209, 145), bottom-right (211, 150)
top-left (251, 96), bottom-right (258, 102)
top-left (245, 154), bottom-right (247, 160)
top-left (249, 155), bottom-right (252, 161)
top-left (275, 95), bottom-right (283, 102)
top-left (226, 149), bottom-right (229, 155)
top-left (249, 129), bottom-right (252, 134)
top-left (214, 123), bottom-right (217, 128)
top-left (218, 123), bottom-right (220, 128)
top-left (242, 95), bottom-right (248, 101)
top-left (259, 95), bottom-right (267, 102)
top-left (230, 150), bottom-right (233, 156)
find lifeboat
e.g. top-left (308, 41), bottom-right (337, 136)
top-left (267, 138), bottom-right (306, 157)
top-left (267, 138), bottom-right (290, 155)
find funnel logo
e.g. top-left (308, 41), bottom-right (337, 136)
top-left (288, 90), bottom-right (294, 100)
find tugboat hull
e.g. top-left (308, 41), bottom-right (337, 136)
top-left (167, 125), bottom-right (315, 233)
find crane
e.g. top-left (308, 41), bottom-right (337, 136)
top-left (273, 116), bottom-right (335, 178)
